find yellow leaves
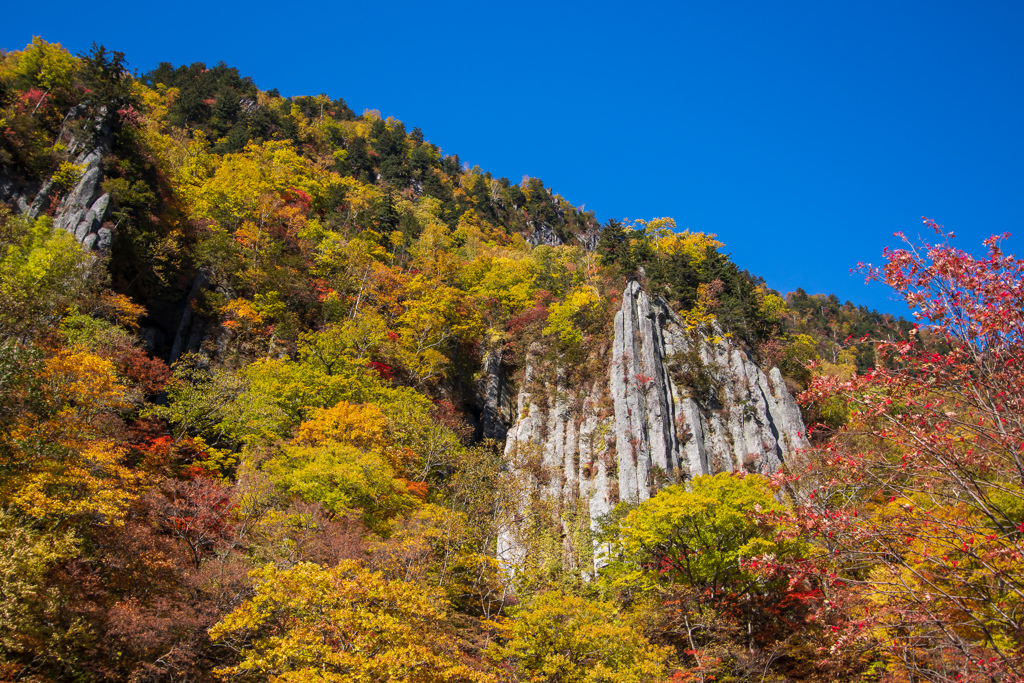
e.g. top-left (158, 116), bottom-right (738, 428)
top-left (0, 510), bottom-right (78, 655)
top-left (337, 175), bottom-right (383, 217)
top-left (682, 280), bottom-right (723, 333)
top-left (50, 161), bottom-right (85, 191)
top-left (295, 400), bottom-right (387, 449)
top-left (266, 442), bottom-right (413, 526)
top-left (817, 348), bottom-right (858, 382)
top-left (96, 292), bottom-right (147, 332)
top-left (14, 37), bottom-right (77, 92)
top-left (10, 439), bottom-right (137, 522)
top-left (210, 560), bottom-right (496, 683)
top-left (652, 225), bottom-right (724, 264)
top-left (757, 286), bottom-right (788, 322)
top-left (544, 285), bottom-right (601, 347)
top-left (486, 591), bottom-right (671, 683)
top-left (369, 505), bottom-right (504, 612)
top-left (608, 474), bottom-right (790, 597)
top-left (413, 196), bottom-right (448, 231)
top-left (0, 347), bottom-right (138, 523)
top-left (171, 130), bottom-right (216, 209)
top-left (853, 498), bottom-right (1024, 666)
top-left (0, 213), bottom-right (89, 335)
top-left (393, 282), bottom-right (482, 385)
top-left (190, 140), bottom-right (339, 229)
top-left (633, 216), bottom-right (678, 240)
top-left (230, 219), bottom-right (267, 251)
top-left (138, 81), bottom-right (174, 120)
top-left (369, 504), bottom-right (467, 580)
top-left (42, 348), bottom-right (129, 416)
top-left (463, 256), bottom-right (538, 317)
top-left (220, 297), bottom-right (266, 334)
top-left (409, 217), bottom-right (461, 283)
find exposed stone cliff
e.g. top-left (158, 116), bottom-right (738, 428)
top-left (497, 281), bottom-right (808, 576)
top-left (1, 104), bottom-right (116, 251)
top-left (51, 144), bottom-right (114, 251)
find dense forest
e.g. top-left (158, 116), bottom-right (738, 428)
top-left (1, 37), bottom-right (1021, 683)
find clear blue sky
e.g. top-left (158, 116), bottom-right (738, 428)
top-left (5, 0), bottom-right (1023, 316)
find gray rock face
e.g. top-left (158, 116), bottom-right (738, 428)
top-left (169, 269), bottom-right (212, 364)
top-left (498, 281), bottom-right (809, 576)
top-left (575, 228), bottom-right (600, 251)
top-left (525, 220), bottom-right (565, 247)
top-left (477, 350), bottom-right (514, 441)
top-left (3, 103), bottom-right (115, 233)
top-left (52, 148), bottom-right (113, 251)
top-left (497, 364), bottom-right (616, 579)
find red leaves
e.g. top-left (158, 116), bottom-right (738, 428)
top-left (148, 478), bottom-right (237, 568)
top-left (633, 373), bottom-right (655, 393)
top-left (281, 187), bottom-right (312, 212)
top-left (17, 87), bottom-right (48, 114)
top-left (116, 347), bottom-right (171, 395)
top-left (403, 480), bottom-right (428, 498)
top-left (506, 304), bottom-right (549, 336)
top-left (366, 360), bottom-right (394, 379)
top-left (793, 222), bottom-right (1024, 678)
top-left (116, 105), bottom-right (141, 127)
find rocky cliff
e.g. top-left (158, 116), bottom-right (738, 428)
top-left (497, 281), bottom-right (809, 577)
top-left (51, 142), bottom-right (115, 251)
top-left (1, 104), bottom-right (116, 251)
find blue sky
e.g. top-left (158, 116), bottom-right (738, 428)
top-left (5, 0), bottom-right (1023, 316)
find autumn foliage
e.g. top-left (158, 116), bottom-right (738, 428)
top-left (791, 220), bottom-right (1024, 681)
top-left (4, 35), bottom-right (1018, 683)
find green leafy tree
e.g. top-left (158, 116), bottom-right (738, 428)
top-left (0, 511), bottom-right (79, 677)
top-left (543, 285), bottom-right (601, 349)
top-left (0, 212), bottom-right (90, 340)
top-left (14, 36), bottom-right (76, 94)
top-left (265, 442), bottom-right (415, 532)
top-left (605, 473), bottom-right (799, 605)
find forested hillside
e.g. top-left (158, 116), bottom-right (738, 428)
top-left (2, 38), bottom-right (1020, 683)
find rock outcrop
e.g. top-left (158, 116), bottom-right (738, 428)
top-left (3, 104), bottom-right (116, 251)
top-left (524, 220), bottom-right (565, 247)
top-left (497, 281), bottom-right (809, 576)
top-left (52, 146), bottom-right (114, 251)
top-left (474, 349), bottom-right (515, 442)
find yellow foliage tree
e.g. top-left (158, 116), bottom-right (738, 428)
top-left (654, 228), bottom-right (723, 265)
top-left (393, 279), bottom-right (481, 386)
top-left (486, 591), bottom-right (671, 683)
top-left (14, 37), bottom-right (76, 93)
top-left (544, 285), bottom-right (601, 347)
top-left (210, 561), bottom-right (496, 683)
top-left (190, 140), bottom-right (338, 231)
top-left (462, 256), bottom-right (538, 318)
top-left (265, 442), bottom-right (414, 528)
top-left (0, 346), bottom-right (138, 523)
top-left (295, 400), bottom-right (388, 449)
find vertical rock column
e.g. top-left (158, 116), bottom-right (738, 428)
top-left (611, 282), bottom-right (685, 503)
top-left (498, 281), bottom-right (811, 580)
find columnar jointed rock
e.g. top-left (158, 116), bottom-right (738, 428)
top-left (498, 281), bottom-right (809, 577)
top-left (52, 148), bottom-right (113, 251)
top-left (523, 220), bottom-right (566, 247)
top-left (476, 350), bottom-right (514, 441)
top-left (497, 365), bottom-right (616, 580)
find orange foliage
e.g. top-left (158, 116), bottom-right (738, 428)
top-left (0, 348), bottom-right (140, 521)
top-left (295, 400), bottom-right (387, 448)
